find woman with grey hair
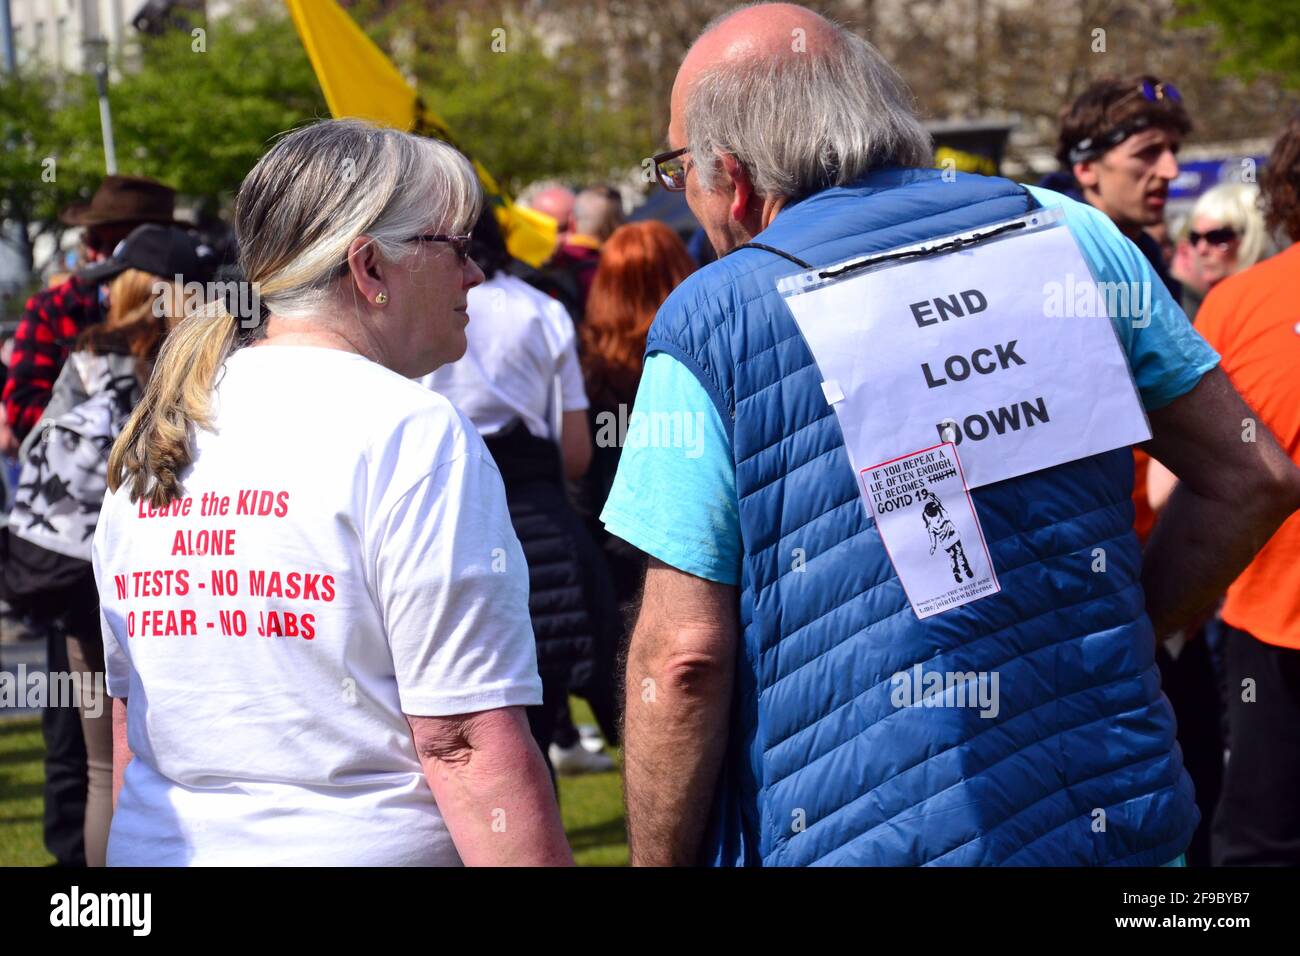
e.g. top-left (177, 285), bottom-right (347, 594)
top-left (91, 119), bottom-right (572, 866)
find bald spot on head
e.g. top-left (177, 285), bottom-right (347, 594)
top-left (669, 3), bottom-right (839, 146)
top-left (529, 186), bottom-right (575, 226)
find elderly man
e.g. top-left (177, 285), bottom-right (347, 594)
top-left (600, 3), bottom-right (1300, 866)
top-left (520, 180), bottom-right (576, 241)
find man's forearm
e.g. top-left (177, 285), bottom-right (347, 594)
top-left (1143, 464), bottom-right (1300, 636)
top-left (623, 616), bottom-right (735, 866)
top-left (1142, 368), bottom-right (1300, 636)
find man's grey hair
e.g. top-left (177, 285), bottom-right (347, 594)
top-left (684, 13), bottom-right (933, 201)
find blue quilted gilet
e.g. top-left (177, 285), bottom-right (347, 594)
top-left (645, 167), bottom-right (1198, 866)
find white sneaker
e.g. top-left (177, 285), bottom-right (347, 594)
top-left (577, 723), bottom-right (605, 754)
top-left (549, 741), bottom-right (616, 775)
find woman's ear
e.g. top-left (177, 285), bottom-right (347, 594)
top-left (345, 236), bottom-right (386, 305)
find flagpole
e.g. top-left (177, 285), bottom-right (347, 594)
top-left (83, 36), bottom-right (118, 175)
top-left (0, 0), bottom-right (15, 74)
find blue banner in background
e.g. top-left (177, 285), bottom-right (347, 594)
top-left (1170, 157), bottom-right (1268, 200)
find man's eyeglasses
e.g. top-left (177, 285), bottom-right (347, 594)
top-left (410, 233), bottom-right (472, 263)
top-left (1189, 227), bottom-right (1238, 248)
top-left (652, 147), bottom-right (691, 192)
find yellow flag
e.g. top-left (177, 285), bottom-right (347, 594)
top-left (285, 0), bottom-right (414, 130)
top-left (500, 203), bottom-right (559, 269)
top-left (286, 0), bottom-right (557, 267)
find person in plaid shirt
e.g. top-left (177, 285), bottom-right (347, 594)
top-left (2, 175), bottom-right (177, 446)
top-left (0, 174), bottom-right (176, 868)
top-left (3, 276), bottom-right (103, 441)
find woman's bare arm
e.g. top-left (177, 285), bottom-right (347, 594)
top-left (405, 705), bottom-right (573, 866)
top-left (112, 697), bottom-right (132, 810)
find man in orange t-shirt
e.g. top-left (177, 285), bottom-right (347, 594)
top-left (1193, 115), bottom-right (1300, 865)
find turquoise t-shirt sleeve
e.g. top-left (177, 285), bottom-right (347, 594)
top-left (599, 352), bottom-right (742, 586)
top-left (1024, 185), bottom-right (1219, 411)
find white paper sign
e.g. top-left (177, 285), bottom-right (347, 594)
top-left (779, 210), bottom-right (1151, 490)
top-left (863, 443), bottom-right (999, 619)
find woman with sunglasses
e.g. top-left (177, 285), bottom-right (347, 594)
top-left (91, 119), bottom-right (572, 866)
top-left (1173, 183), bottom-right (1272, 321)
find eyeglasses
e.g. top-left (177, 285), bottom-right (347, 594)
top-left (409, 233), bottom-right (472, 263)
top-left (1189, 227), bottom-right (1238, 248)
top-left (652, 147), bottom-right (691, 192)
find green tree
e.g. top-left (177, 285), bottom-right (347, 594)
top-left (0, 66), bottom-right (100, 273)
top-left (1, 0), bottom-right (325, 278)
top-left (358, 1), bottom-right (655, 195)
top-left (1178, 0), bottom-right (1300, 89)
top-left (84, 3), bottom-right (326, 205)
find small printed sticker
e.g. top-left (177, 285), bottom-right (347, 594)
top-left (860, 442), bottom-right (999, 619)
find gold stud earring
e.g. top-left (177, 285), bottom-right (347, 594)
top-left (375, 291), bottom-right (388, 305)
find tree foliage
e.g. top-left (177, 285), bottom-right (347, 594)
top-left (100, 7), bottom-right (327, 202)
top-left (1, 0), bottom-right (325, 273)
top-left (1177, 0), bottom-right (1300, 89)
top-left (355, 0), bottom-right (656, 195)
top-left (0, 66), bottom-right (97, 271)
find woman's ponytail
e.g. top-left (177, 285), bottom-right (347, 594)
top-left (108, 303), bottom-right (240, 507)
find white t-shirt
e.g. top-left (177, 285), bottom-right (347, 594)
top-left (92, 345), bottom-right (541, 866)
top-left (420, 272), bottom-right (588, 440)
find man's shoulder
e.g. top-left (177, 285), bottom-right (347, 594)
top-left (1025, 185), bottom-right (1162, 286)
top-left (1024, 184), bottom-right (1125, 240)
top-left (552, 241), bottom-right (600, 268)
top-left (23, 276), bottom-right (97, 326)
top-left (657, 239), bottom-right (790, 316)
top-left (20, 281), bottom-right (64, 318)
top-left (647, 253), bottom-right (758, 355)
top-left (497, 271), bottom-right (575, 326)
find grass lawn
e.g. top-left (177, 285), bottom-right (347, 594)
top-left (0, 718), bottom-right (53, 866)
top-left (0, 698), bottom-right (626, 867)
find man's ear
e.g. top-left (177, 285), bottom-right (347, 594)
top-left (1072, 159), bottom-right (1100, 191)
top-left (345, 235), bottom-right (385, 304)
top-left (720, 153), bottom-right (755, 224)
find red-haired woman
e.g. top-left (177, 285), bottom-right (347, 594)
top-left (572, 221), bottom-right (695, 739)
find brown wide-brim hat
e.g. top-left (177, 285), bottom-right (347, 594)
top-left (59, 174), bottom-right (178, 227)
